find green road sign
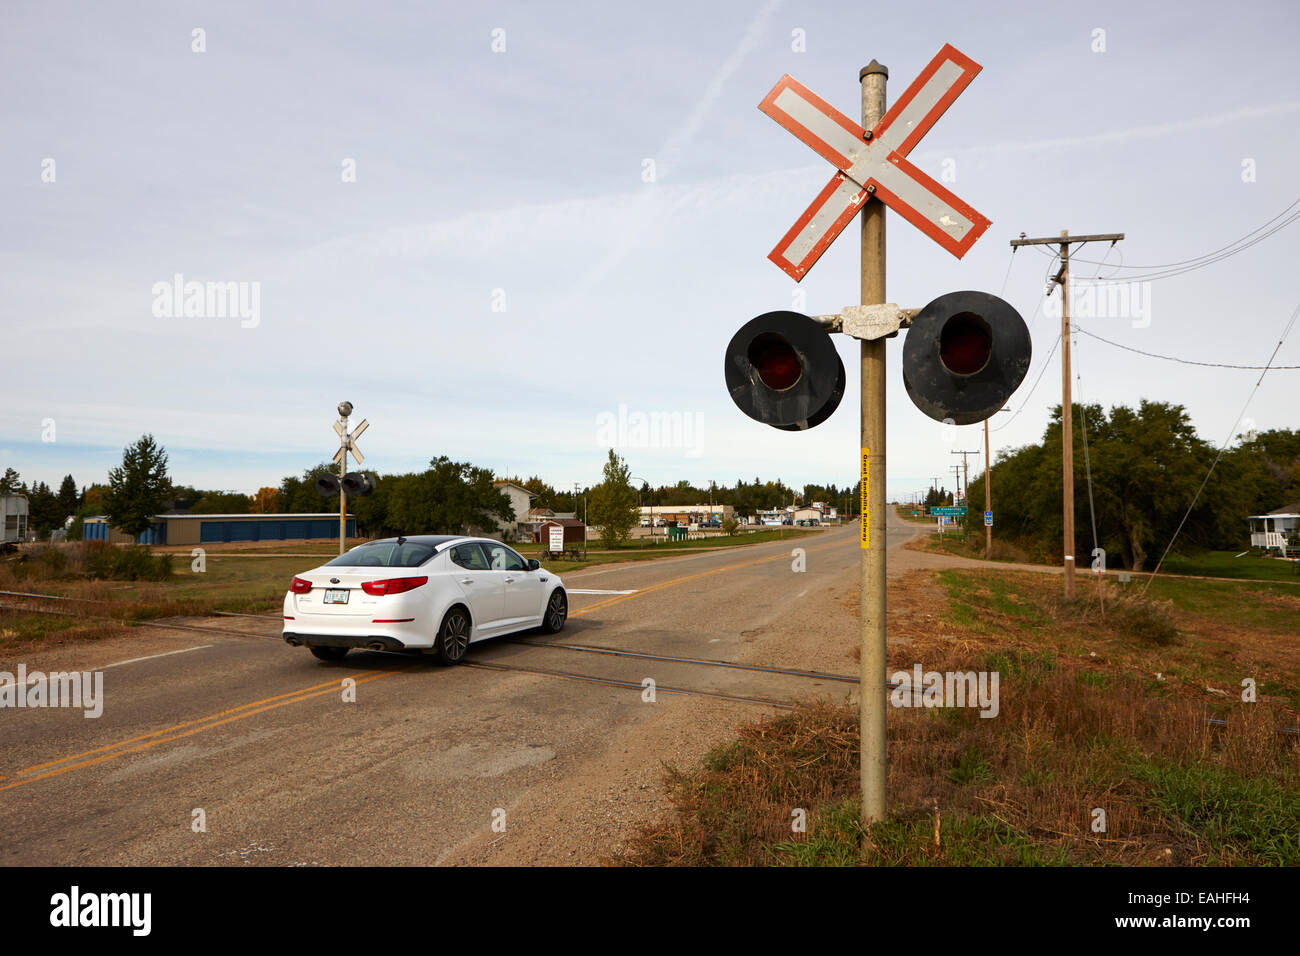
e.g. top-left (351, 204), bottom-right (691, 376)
top-left (930, 506), bottom-right (968, 517)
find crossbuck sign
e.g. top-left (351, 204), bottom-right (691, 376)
top-left (760, 43), bottom-right (992, 280)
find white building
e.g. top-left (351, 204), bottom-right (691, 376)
top-left (638, 504), bottom-right (734, 526)
top-left (1248, 503), bottom-right (1300, 556)
top-left (492, 481), bottom-right (537, 543)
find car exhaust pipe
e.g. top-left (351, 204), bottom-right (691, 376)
top-left (285, 636), bottom-right (302, 647)
top-left (367, 641), bottom-right (387, 651)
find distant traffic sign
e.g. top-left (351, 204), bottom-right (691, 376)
top-left (984, 511), bottom-right (993, 527)
top-left (759, 43), bottom-right (992, 280)
top-left (931, 506), bottom-right (967, 516)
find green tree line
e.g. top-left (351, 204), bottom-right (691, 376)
top-left (963, 401), bottom-right (1299, 569)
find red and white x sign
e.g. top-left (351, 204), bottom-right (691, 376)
top-left (760, 44), bottom-right (992, 281)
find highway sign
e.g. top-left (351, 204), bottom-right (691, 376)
top-left (931, 506), bottom-right (967, 516)
top-left (984, 510), bottom-right (993, 527)
top-left (759, 43), bottom-right (992, 280)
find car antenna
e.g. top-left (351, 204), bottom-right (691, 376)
top-left (397, 535), bottom-right (407, 545)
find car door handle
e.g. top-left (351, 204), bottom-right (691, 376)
top-left (504, 577), bottom-right (515, 584)
top-left (461, 578), bottom-right (474, 585)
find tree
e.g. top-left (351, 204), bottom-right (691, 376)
top-left (57, 475), bottom-right (79, 518)
top-left (104, 434), bottom-right (171, 537)
top-left (962, 401), bottom-right (1272, 569)
top-left (27, 481), bottom-right (61, 537)
top-left (190, 491), bottom-right (252, 514)
top-left (278, 463), bottom-right (341, 514)
top-left (0, 468), bottom-right (20, 495)
top-left (250, 487), bottom-right (279, 513)
top-left (588, 450), bottom-right (637, 548)
top-left (519, 475), bottom-right (557, 509)
top-left (386, 457), bottom-right (513, 535)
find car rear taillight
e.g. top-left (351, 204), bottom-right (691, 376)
top-left (290, 577), bottom-right (313, 594)
top-left (361, 576), bottom-right (428, 596)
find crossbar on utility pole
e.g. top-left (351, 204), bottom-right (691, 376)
top-left (859, 58), bottom-right (888, 827)
top-left (1010, 230), bottom-right (1123, 598)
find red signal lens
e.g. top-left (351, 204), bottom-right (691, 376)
top-left (290, 577), bottom-right (313, 594)
top-left (361, 576), bottom-right (428, 596)
top-left (938, 312), bottom-right (992, 376)
top-left (748, 333), bottom-right (802, 390)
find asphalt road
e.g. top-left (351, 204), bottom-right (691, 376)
top-left (1, 513), bottom-right (932, 866)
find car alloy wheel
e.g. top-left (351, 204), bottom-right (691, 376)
top-left (541, 589), bottom-right (567, 634)
top-left (435, 607), bottom-right (471, 665)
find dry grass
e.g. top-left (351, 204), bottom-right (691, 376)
top-left (617, 568), bottom-right (1300, 867)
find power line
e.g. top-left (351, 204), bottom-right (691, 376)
top-left (1073, 335), bottom-right (1102, 598)
top-left (1027, 202), bottom-right (1300, 284)
top-left (1074, 325), bottom-right (1300, 369)
top-left (1141, 296), bottom-right (1300, 595)
top-left (1066, 197), bottom-right (1300, 270)
top-left (997, 248), bottom-right (1017, 298)
top-left (1112, 212), bottom-right (1300, 282)
top-left (992, 330), bottom-right (1060, 432)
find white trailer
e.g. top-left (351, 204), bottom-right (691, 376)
top-left (1, 495), bottom-right (29, 550)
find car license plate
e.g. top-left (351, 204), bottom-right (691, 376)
top-left (323, 589), bottom-right (349, 605)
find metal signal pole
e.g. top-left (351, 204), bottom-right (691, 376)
top-left (339, 439), bottom-right (348, 556)
top-left (984, 419), bottom-right (993, 558)
top-left (859, 59), bottom-right (888, 827)
top-left (1010, 230), bottom-right (1123, 598)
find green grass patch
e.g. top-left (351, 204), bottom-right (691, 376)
top-left (1130, 759), bottom-right (1300, 865)
top-left (1161, 550), bottom-right (1300, 583)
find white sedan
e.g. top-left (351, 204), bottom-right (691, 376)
top-left (282, 535), bottom-right (567, 665)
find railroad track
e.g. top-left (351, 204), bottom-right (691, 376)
top-left (7, 590), bottom-right (1298, 732)
top-left (0, 593), bottom-right (848, 710)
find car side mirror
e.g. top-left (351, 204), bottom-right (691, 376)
top-left (527, 559), bottom-right (540, 571)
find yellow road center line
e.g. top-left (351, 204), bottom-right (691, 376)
top-left (2, 669), bottom-right (403, 791)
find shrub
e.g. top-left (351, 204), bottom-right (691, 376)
top-left (1110, 595), bottom-right (1180, 645)
top-left (85, 544), bottom-right (172, 581)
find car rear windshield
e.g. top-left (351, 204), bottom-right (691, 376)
top-left (325, 541), bottom-right (437, 568)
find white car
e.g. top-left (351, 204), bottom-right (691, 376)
top-left (282, 535), bottom-right (567, 665)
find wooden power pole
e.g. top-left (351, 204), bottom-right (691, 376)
top-left (1009, 230), bottom-right (1123, 598)
top-left (952, 450), bottom-right (978, 506)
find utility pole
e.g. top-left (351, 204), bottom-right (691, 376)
top-left (952, 450), bottom-right (978, 506)
top-left (950, 465), bottom-right (964, 504)
top-left (859, 59), bottom-right (889, 827)
top-left (1010, 230), bottom-right (1123, 598)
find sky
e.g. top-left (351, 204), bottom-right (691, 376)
top-left (3, 0), bottom-right (1298, 503)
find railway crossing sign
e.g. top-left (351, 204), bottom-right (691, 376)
top-left (333, 418), bottom-right (368, 465)
top-left (759, 43), bottom-right (992, 280)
